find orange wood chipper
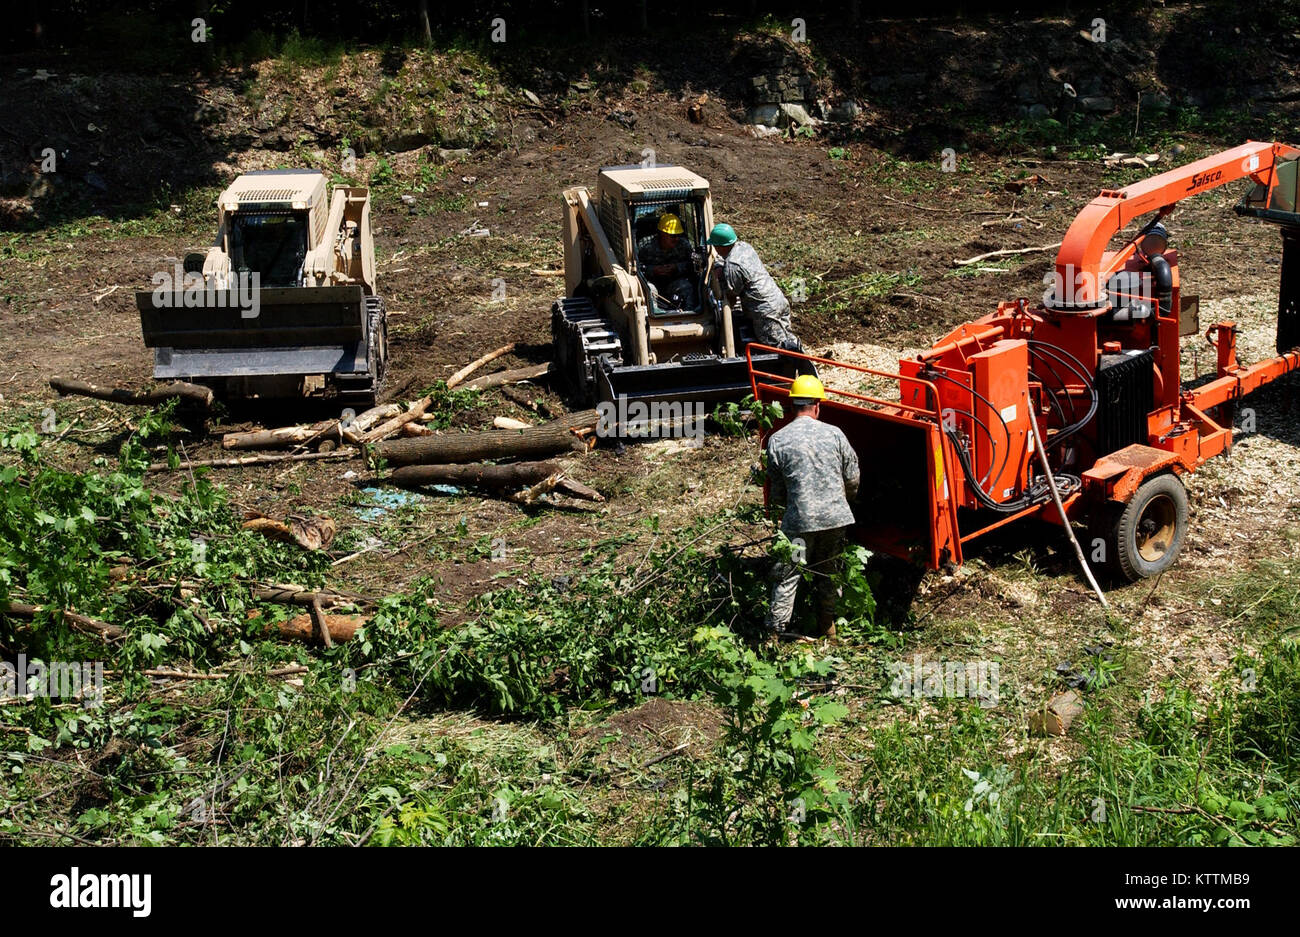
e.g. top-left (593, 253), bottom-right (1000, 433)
top-left (749, 141), bottom-right (1300, 581)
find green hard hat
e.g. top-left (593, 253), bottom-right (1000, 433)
top-left (707, 222), bottom-right (737, 247)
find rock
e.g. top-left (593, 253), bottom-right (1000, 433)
top-left (1142, 91), bottom-right (1172, 112)
top-left (746, 104), bottom-right (782, 126)
top-left (522, 89), bottom-right (542, 107)
top-left (83, 171), bottom-right (107, 192)
top-left (1028, 103), bottom-right (1051, 120)
top-left (607, 109), bottom-right (636, 129)
top-left (1171, 143), bottom-right (1186, 157)
top-left (259, 128), bottom-right (295, 151)
top-left (1080, 95), bottom-right (1114, 113)
top-left (827, 100), bottom-right (861, 123)
top-left (746, 124), bottom-right (782, 139)
top-left (778, 102), bottom-right (817, 127)
top-left (400, 194), bottom-right (416, 206)
top-left (1015, 82), bottom-right (1039, 104)
top-left (436, 147), bottom-right (471, 163)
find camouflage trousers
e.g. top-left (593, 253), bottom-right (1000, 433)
top-left (766, 525), bottom-right (848, 633)
top-left (750, 300), bottom-right (796, 347)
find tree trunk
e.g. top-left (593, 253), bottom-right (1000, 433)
top-left (374, 410), bottom-right (598, 466)
top-left (389, 460), bottom-right (561, 490)
top-left (418, 0), bottom-right (433, 45)
top-left (2, 602), bottom-right (124, 640)
top-left (461, 362), bottom-right (551, 391)
top-left (221, 403), bottom-right (400, 451)
top-left (49, 377), bottom-right (213, 409)
top-left (223, 420), bottom-right (336, 451)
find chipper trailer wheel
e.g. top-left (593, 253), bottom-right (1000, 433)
top-left (1102, 473), bottom-right (1190, 582)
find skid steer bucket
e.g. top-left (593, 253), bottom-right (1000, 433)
top-left (748, 344), bottom-right (963, 570)
top-left (136, 285), bottom-right (380, 402)
top-left (595, 350), bottom-right (792, 408)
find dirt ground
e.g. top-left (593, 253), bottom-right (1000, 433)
top-left (4, 43), bottom-right (1299, 762)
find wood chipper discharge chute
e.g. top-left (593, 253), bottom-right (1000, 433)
top-left (750, 140), bottom-right (1300, 582)
top-left (135, 169), bottom-right (388, 405)
top-left (552, 164), bottom-right (797, 417)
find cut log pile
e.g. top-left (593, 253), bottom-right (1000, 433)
top-left (52, 346), bottom-right (603, 505)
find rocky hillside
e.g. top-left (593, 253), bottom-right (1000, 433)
top-left (3, 3), bottom-right (1300, 228)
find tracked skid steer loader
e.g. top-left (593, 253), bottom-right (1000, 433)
top-left (551, 164), bottom-right (796, 414)
top-left (136, 170), bottom-right (387, 406)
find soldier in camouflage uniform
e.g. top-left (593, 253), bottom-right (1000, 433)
top-left (763, 374), bottom-right (860, 639)
top-left (707, 222), bottom-right (802, 350)
top-left (637, 212), bottom-right (697, 310)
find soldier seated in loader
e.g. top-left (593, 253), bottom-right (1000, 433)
top-left (637, 212), bottom-right (697, 311)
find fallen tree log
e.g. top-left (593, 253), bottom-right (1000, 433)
top-left (277, 611), bottom-right (365, 645)
top-left (221, 403), bottom-right (401, 451)
top-left (374, 409), bottom-right (598, 467)
top-left (360, 398), bottom-right (437, 444)
top-left (148, 449), bottom-right (360, 472)
top-left (50, 377), bottom-right (213, 409)
top-left (2, 602), bottom-right (124, 640)
top-left (241, 515), bottom-right (337, 551)
top-left (389, 460), bottom-right (561, 490)
top-left (251, 585), bottom-right (374, 608)
top-left (953, 242), bottom-right (1062, 267)
top-left (223, 419), bottom-right (336, 451)
top-left (446, 341), bottom-right (517, 389)
top-left (462, 362), bottom-right (552, 391)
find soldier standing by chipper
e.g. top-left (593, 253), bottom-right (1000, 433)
top-left (763, 374), bottom-right (860, 641)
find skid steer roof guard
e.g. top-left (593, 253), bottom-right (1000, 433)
top-left (598, 165), bottom-right (710, 201)
top-left (747, 344), bottom-right (962, 569)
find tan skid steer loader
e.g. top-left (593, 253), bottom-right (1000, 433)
top-left (136, 170), bottom-right (388, 405)
top-left (551, 164), bottom-right (796, 411)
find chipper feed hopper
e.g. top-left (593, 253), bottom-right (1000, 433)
top-left (136, 170), bottom-right (388, 405)
top-left (750, 141), bottom-right (1300, 581)
top-left (552, 164), bottom-right (796, 411)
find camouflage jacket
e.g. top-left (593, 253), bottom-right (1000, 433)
top-left (720, 240), bottom-right (789, 322)
top-left (766, 415), bottom-right (860, 534)
top-left (637, 234), bottom-right (694, 280)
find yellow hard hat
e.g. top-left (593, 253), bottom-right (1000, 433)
top-left (657, 213), bottom-right (685, 235)
top-left (788, 374), bottom-right (826, 402)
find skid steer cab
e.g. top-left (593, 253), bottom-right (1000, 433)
top-left (551, 164), bottom-right (797, 427)
top-left (135, 169), bottom-right (388, 406)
